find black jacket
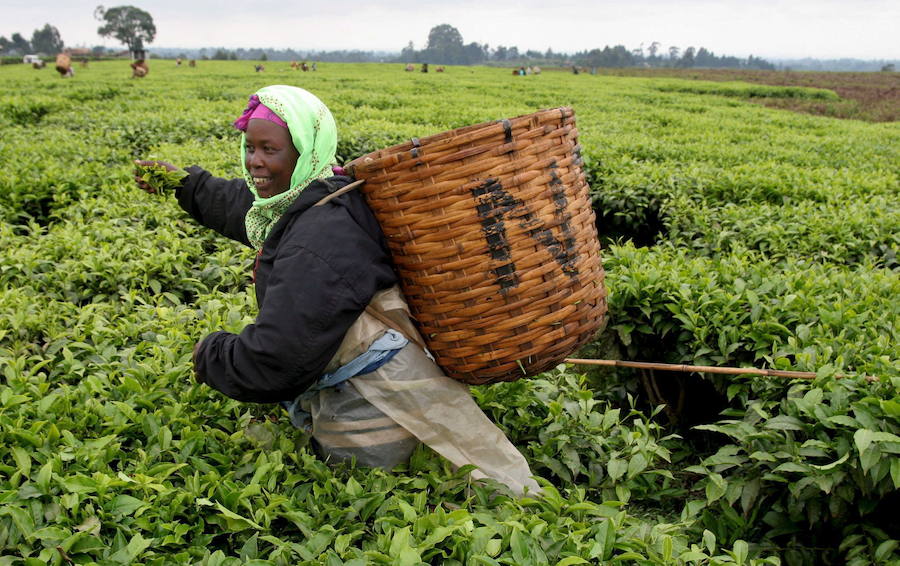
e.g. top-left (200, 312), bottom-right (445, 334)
top-left (176, 166), bottom-right (397, 403)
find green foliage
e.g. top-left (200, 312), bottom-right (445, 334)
top-left (683, 375), bottom-right (900, 565)
top-left (0, 60), bottom-right (896, 565)
top-left (654, 80), bottom-right (841, 100)
top-left (0, 96), bottom-right (56, 126)
top-left (605, 244), bottom-right (898, 374)
top-left (475, 369), bottom-right (681, 504)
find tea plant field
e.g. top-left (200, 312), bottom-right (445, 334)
top-left (0, 61), bottom-right (898, 565)
top-left (591, 68), bottom-right (900, 122)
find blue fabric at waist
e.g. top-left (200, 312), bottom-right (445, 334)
top-left (280, 329), bottom-right (409, 430)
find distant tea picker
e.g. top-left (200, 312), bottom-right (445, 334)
top-left (55, 53), bottom-right (73, 78)
top-left (130, 59), bottom-right (148, 78)
top-left (133, 85), bottom-right (540, 495)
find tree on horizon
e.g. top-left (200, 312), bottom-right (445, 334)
top-left (95, 5), bottom-right (156, 59)
top-left (31, 24), bottom-right (64, 55)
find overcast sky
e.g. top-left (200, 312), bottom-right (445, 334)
top-left (2, 0), bottom-right (897, 60)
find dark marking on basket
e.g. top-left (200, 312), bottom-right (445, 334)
top-left (471, 176), bottom-right (579, 292)
top-left (473, 178), bottom-right (519, 291)
top-left (410, 137), bottom-right (421, 158)
top-left (572, 143), bottom-right (584, 166)
top-left (483, 224), bottom-right (512, 261)
top-left (492, 263), bottom-right (518, 291)
top-left (518, 216), bottom-right (579, 278)
top-left (547, 160), bottom-right (578, 274)
top-left (502, 119), bottom-right (512, 144)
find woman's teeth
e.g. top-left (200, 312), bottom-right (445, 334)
top-left (253, 177), bottom-right (271, 185)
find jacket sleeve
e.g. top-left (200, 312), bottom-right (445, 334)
top-left (175, 165), bottom-right (253, 247)
top-left (192, 241), bottom-right (380, 403)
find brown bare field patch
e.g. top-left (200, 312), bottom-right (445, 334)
top-left (595, 68), bottom-right (899, 122)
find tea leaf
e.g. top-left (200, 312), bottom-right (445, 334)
top-left (703, 530), bottom-right (717, 554)
top-left (108, 533), bottom-right (154, 564)
top-left (108, 495), bottom-right (146, 517)
top-left (732, 540), bottom-right (749, 565)
top-left (556, 557), bottom-right (590, 566)
top-left (136, 163), bottom-right (189, 196)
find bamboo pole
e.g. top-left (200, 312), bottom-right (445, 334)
top-left (563, 358), bottom-right (880, 383)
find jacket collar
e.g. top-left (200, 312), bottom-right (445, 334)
top-left (262, 176), bottom-right (354, 245)
top-left (287, 176), bottom-right (354, 215)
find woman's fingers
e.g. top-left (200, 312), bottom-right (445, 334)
top-left (134, 161), bottom-right (157, 193)
top-left (134, 159), bottom-right (179, 194)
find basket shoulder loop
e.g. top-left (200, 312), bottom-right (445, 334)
top-left (313, 179), bottom-right (365, 207)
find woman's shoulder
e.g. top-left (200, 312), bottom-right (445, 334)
top-left (292, 175), bottom-right (365, 212)
top-left (315, 175), bottom-right (355, 192)
top-left (281, 178), bottom-right (383, 252)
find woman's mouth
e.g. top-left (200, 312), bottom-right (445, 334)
top-left (253, 177), bottom-right (273, 192)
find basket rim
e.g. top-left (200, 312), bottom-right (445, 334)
top-left (345, 106), bottom-right (574, 173)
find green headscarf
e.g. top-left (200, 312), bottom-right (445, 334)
top-left (240, 85), bottom-right (337, 250)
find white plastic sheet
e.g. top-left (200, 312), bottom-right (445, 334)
top-left (353, 344), bottom-right (541, 495)
top-left (310, 285), bottom-right (541, 495)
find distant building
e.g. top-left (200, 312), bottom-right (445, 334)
top-left (23, 54), bottom-right (42, 64)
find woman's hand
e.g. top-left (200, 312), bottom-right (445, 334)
top-left (134, 159), bottom-right (180, 194)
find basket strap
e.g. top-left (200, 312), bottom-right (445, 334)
top-left (364, 305), bottom-right (427, 351)
top-left (313, 179), bottom-right (365, 207)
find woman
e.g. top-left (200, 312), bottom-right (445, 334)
top-left (135, 85), bottom-right (539, 494)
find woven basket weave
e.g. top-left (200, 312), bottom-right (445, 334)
top-left (345, 107), bottom-right (607, 384)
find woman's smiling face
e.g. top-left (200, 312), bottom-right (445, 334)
top-left (244, 118), bottom-right (300, 198)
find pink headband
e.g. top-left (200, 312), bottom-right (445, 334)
top-left (233, 94), bottom-right (288, 131)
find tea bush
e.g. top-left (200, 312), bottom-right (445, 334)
top-left (0, 60), bottom-right (896, 565)
top-left (653, 81), bottom-right (841, 100)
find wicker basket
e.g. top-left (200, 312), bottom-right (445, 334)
top-left (55, 53), bottom-right (71, 74)
top-left (345, 107), bottom-right (607, 384)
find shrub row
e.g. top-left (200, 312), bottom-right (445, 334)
top-left (0, 60), bottom-right (896, 564)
